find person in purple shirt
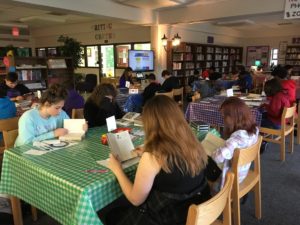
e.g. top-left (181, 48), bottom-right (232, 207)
top-left (119, 67), bottom-right (134, 88)
top-left (63, 80), bottom-right (85, 117)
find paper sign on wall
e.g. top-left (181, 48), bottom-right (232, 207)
top-left (226, 88), bottom-right (233, 97)
top-left (284, 0), bottom-right (300, 19)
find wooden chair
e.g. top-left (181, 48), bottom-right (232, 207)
top-left (71, 108), bottom-right (84, 119)
top-left (155, 90), bottom-right (173, 98)
top-left (192, 92), bottom-right (201, 102)
top-left (231, 136), bottom-right (263, 225)
top-left (173, 87), bottom-right (184, 110)
top-left (0, 118), bottom-right (38, 222)
top-left (0, 117), bottom-right (20, 155)
top-left (259, 105), bottom-right (296, 161)
top-left (294, 103), bottom-right (300, 145)
top-left (186, 172), bottom-right (234, 225)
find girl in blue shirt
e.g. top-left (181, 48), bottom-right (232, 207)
top-left (15, 84), bottom-right (70, 147)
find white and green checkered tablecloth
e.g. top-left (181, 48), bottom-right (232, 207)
top-left (0, 127), bottom-right (143, 225)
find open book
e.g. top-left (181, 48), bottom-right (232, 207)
top-left (59, 119), bottom-right (86, 141)
top-left (201, 133), bottom-right (225, 156)
top-left (97, 131), bottom-right (140, 168)
top-left (116, 112), bottom-right (141, 126)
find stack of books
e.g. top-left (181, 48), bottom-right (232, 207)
top-left (190, 121), bottom-right (210, 132)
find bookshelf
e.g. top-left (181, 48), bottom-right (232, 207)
top-left (167, 42), bottom-right (243, 89)
top-left (285, 45), bottom-right (300, 76)
top-left (0, 57), bottom-right (74, 91)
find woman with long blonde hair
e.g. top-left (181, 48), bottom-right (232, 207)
top-left (98, 95), bottom-right (210, 225)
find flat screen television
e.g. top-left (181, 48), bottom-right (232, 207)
top-left (128, 50), bottom-right (154, 72)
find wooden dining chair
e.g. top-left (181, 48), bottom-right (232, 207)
top-left (231, 136), bottom-right (263, 225)
top-left (294, 103), bottom-right (300, 145)
top-left (173, 87), bottom-right (184, 110)
top-left (155, 90), bottom-right (173, 98)
top-left (186, 172), bottom-right (234, 225)
top-left (0, 118), bottom-right (38, 223)
top-left (259, 105), bottom-right (296, 161)
top-left (71, 108), bottom-right (84, 119)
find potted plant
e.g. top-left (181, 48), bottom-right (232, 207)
top-left (57, 35), bottom-right (82, 69)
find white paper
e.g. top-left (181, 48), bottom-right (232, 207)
top-left (106, 116), bottom-right (117, 132)
top-left (129, 88), bottom-right (139, 94)
top-left (226, 88), bottom-right (234, 97)
top-left (24, 149), bottom-right (47, 155)
top-left (60, 119), bottom-right (86, 141)
top-left (125, 81), bottom-right (130, 88)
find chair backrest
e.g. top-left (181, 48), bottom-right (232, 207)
top-left (155, 91), bottom-right (173, 98)
top-left (173, 87), bottom-right (184, 100)
top-left (0, 117), bottom-right (20, 133)
top-left (186, 172), bottom-right (234, 225)
top-left (71, 108), bottom-right (84, 119)
top-left (231, 135), bottom-right (262, 192)
top-left (3, 129), bottom-right (18, 149)
top-left (281, 105), bottom-right (296, 131)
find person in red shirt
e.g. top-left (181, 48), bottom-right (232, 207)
top-left (272, 65), bottom-right (296, 105)
top-left (261, 78), bottom-right (290, 129)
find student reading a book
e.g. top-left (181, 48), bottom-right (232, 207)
top-left (84, 83), bottom-right (124, 128)
top-left (98, 95), bottom-right (210, 225)
top-left (15, 84), bottom-right (70, 147)
top-left (119, 67), bottom-right (134, 88)
top-left (0, 72), bottom-right (31, 101)
top-left (211, 97), bottom-right (259, 185)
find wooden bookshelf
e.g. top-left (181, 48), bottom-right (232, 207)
top-left (285, 45), bottom-right (300, 76)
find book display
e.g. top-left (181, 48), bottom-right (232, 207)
top-left (285, 45), bottom-right (300, 76)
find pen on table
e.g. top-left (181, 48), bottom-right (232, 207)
top-left (84, 169), bottom-right (108, 173)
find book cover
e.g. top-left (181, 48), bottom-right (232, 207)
top-left (201, 133), bottom-right (225, 156)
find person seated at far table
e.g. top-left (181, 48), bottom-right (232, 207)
top-left (84, 83), bottom-right (124, 128)
top-left (208, 66), bottom-right (222, 81)
top-left (272, 65), bottom-right (296, 105)
top-left (212, 97), bottom-right (259, 188)
top-left (63, 79), bottom-right (85, 118)
top-left (15, 84), bottom-right (71, 147)
top-left (260, 78), bottom-right (290, 129)
top-left (0, 72), bottom-right (31, 101)
top-left (98, 95), bottom-right (211, 225)
top-left (237, 65), bottom-right (253, 93)
top-left (119, 67), bottom-right (134, 88)
top-left (0, 88), bottom-right (17, 142)
top-left (142, 73), bottom-right (161, 106)
top-left (160, 69), bottom-right (180, 92)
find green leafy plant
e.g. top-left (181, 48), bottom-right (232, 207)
top-left (57, 35), bottom-right (82, 69)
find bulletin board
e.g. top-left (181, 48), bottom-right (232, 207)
top-left (246, 46), bottom-right (269, 67)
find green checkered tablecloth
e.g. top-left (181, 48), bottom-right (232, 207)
top-left (0, 127), bottom-right (143, 225)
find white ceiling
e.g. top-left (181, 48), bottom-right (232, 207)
top-left (0, 0), bottom-right (299, 31)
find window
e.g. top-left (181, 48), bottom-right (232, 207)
top-left (116, 44), bottom-right (131, 68)
top-left (134, 43), bottom-right (151, 50)
top-left (37, 48), bottom-right (46, 57)
top-left (16, 48), bottom-right (31, 57)
top-left (270, 48), bottom-right (278, 66)
top-left (47, 47), bottom-right (58, 56)
top-left (86, 46), bottom-right (99, 67)
top-left (101, 45), bottom-right (115, 77)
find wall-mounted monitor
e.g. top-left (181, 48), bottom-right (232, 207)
top-left (128, 50), bottom-right (154, 72)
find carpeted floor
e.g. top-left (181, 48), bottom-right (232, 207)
top-left (1, 141), bottom-right (300, 225)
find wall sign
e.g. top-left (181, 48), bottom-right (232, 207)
top-left (246, 46), bottom-right (269, 67)
top-left (92, 23), bottom-right (116, 41)
top-left (284, 0), bottom-right (300, 19)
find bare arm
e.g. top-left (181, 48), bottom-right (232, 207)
top-left (108, 152), bottom-right (160, 206)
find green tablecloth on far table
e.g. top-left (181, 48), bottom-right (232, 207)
top-left (0, 127), bottom-right (143, 225)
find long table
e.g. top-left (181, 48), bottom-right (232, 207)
top-left (0, 127), bottom-right (143, 225)
top-left (185, 96), bottom-right (262, 127)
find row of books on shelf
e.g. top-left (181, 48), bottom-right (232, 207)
top-left (18, 70), bottom-right (43, 81)
top-left (287, 48), bottom-right (300, 53)
top-left (286, 54), bottom-right (300, 59)
top-left (285, 61), bottom-right (300, 66)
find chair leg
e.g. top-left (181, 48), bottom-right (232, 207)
top-left (232, 194), bottom-right (241, 225)
top-left (297, 122), bottom-right (300, 145)
top-left (10, 196), bottom-right (23, 225)
top-left (31, 206), bottom-right (38, 221)
top-left (280, 136), bottom-right (285, 161)
top-left (289, 132), bottom-right (294, 153)
top-left (254, 181), bottom-right (262, 219)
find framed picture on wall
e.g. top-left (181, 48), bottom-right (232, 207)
top-left (246, 46), bottom-right (269, 67)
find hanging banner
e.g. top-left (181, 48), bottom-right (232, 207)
top-left (284, 0), bottom-right (300, 19)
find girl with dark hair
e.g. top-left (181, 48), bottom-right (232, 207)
top-left (212, 97), bottom-right (259, 184)
top-left (84, 83), bottom-right (124, 127)
top-left (261, 78), bottom-right (290, 129)
top-left (119, 67), bottom-right (133, 88)
top-left (98, 95), bottom-right (210, 225)
top-left (15, 84), bottom-right (70, 146)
